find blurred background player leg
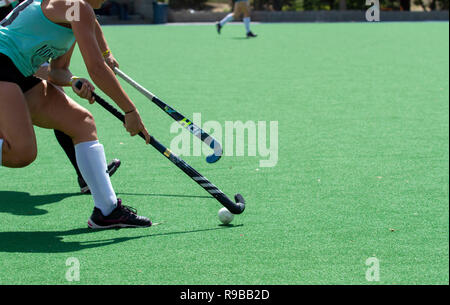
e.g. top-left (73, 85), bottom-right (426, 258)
top-left (216, 0), bottom-right (257, 38)
top-left (35, 63), bottom-right (122, 194)
top-left (241, 0), bottom-right (257, 37)
top-left (216, 13), bottom-right (233, 34)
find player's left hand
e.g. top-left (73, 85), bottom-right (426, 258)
top-left (105, 53), bottom-right (119, 70)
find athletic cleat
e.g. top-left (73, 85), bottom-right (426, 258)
top-left (246, 31), bottom-right (257, 38)
top-left (78, 159), bottom-right (121, 194)
top-left (88, 199), bottom-right (152, 229)
top-left (216, 22), bottom-right (222, 34)
top-left (106, 158), bottom-right (121, 176)
top-left (78, 176), bottom-right (90, 194)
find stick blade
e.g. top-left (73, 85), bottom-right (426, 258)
top-left (231, 193), bottom-right (246, 214)
top-left (234, 194), bottom-right (245, 204)
top-left (206, 154), bottom-right (222, 164)
top-left (206, 140), bottom-right (223, 164)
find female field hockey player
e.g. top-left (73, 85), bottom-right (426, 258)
top-left (0, 0), bottom-right (152, 228)
top-left (216, 0), bottom-right (257, 38)
top-left (1, 0), bottom-right (121, 195)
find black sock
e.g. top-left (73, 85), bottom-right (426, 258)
top-left (54, 129), bottom-right (83, 179)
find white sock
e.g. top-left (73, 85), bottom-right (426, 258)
top-left (74, 140), bottom-right (117, 216)
top-left (220, 13), bottom-right (234, 26)
top-left (243, 17), bottom-right (251, 33)
top-left (0, 139), bottom-right (3, 167)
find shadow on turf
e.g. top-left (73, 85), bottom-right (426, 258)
top-left (0, 228), bottom-right (147, 253)
top-left (0, 225), bottom-right (244, 253)
top-left (0, 191), bottom-right (212, 217)
top-left (0, 191), bottom-right (82, 216)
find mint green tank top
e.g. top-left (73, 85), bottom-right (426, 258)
top-left (0, 0), bottom-right (75, 76)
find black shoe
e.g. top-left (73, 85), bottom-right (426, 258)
top-left (216, 22), bottom-right (222, 34)
top-left (247, 31), bottom-right (257, 38)
top-left (106, 158), bottom-right (121, 177)
top-left (78, 159), bottom-right (121, 194)
top-left (88, 199), bottom-right (152, 229)
top-left (78, 176), bottom-right (90, 194)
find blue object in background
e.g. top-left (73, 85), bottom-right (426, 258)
top-left (153, 1), bottom-right (168, 24)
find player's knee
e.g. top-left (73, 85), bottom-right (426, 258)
top-left (76, 109), bottom-right (98, 140)
top-left (20, 149), bottom-right (37, 167)
top-left (78, 109), bottom-right (97, 133)
top-left (83, 110), bottom-right (96, 127)
top-left (61, 108), bottom-right (97, 143)
top-left (9, 141), bottom-right (37, 168)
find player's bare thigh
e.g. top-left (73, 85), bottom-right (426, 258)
top-left (0, 81), bottom-right (37, 168)
top-left (24, 80), bottom-right (98, 145)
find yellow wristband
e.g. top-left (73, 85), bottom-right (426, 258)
top-left (102, 49), bottom-right (111, 58)
top-left (68, 76), bottom-right (80, 86)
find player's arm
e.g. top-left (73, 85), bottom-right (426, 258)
top-left (47, 42), bottom-right (76, 86)
top-left (47, 41), bottom-right (96, 102)
top-left (94, 18), bottom-right (119, 69)
top-left (71, 3), bottom-right (133, 112)
top-left (71, 1), bottom-right (150, 142)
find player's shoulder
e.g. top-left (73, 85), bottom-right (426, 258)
top-left (46, 0), bottom-right (96, 22)
top-left (38, 0), bottom-right (95, 26)
top-left (47, 0), bottom-right (94, 14)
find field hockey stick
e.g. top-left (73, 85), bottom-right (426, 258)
top-left (114, 67), bottom-right (223, 164)
top-left (75, 81), bottom-right (245, 214)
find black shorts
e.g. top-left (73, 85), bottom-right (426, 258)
top-left (0, 52), bottom-right (42, 93)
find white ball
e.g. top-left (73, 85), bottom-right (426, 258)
top-left (218, 207), bottom-right (234, 224)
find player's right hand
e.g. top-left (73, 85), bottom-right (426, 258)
top-left (72, 78), bottom-right (95, 104)
top-left (124, 109), bottom-right (150, 144)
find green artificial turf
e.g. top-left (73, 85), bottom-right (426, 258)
top-left (0, 22), bottom-right (448, 285)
